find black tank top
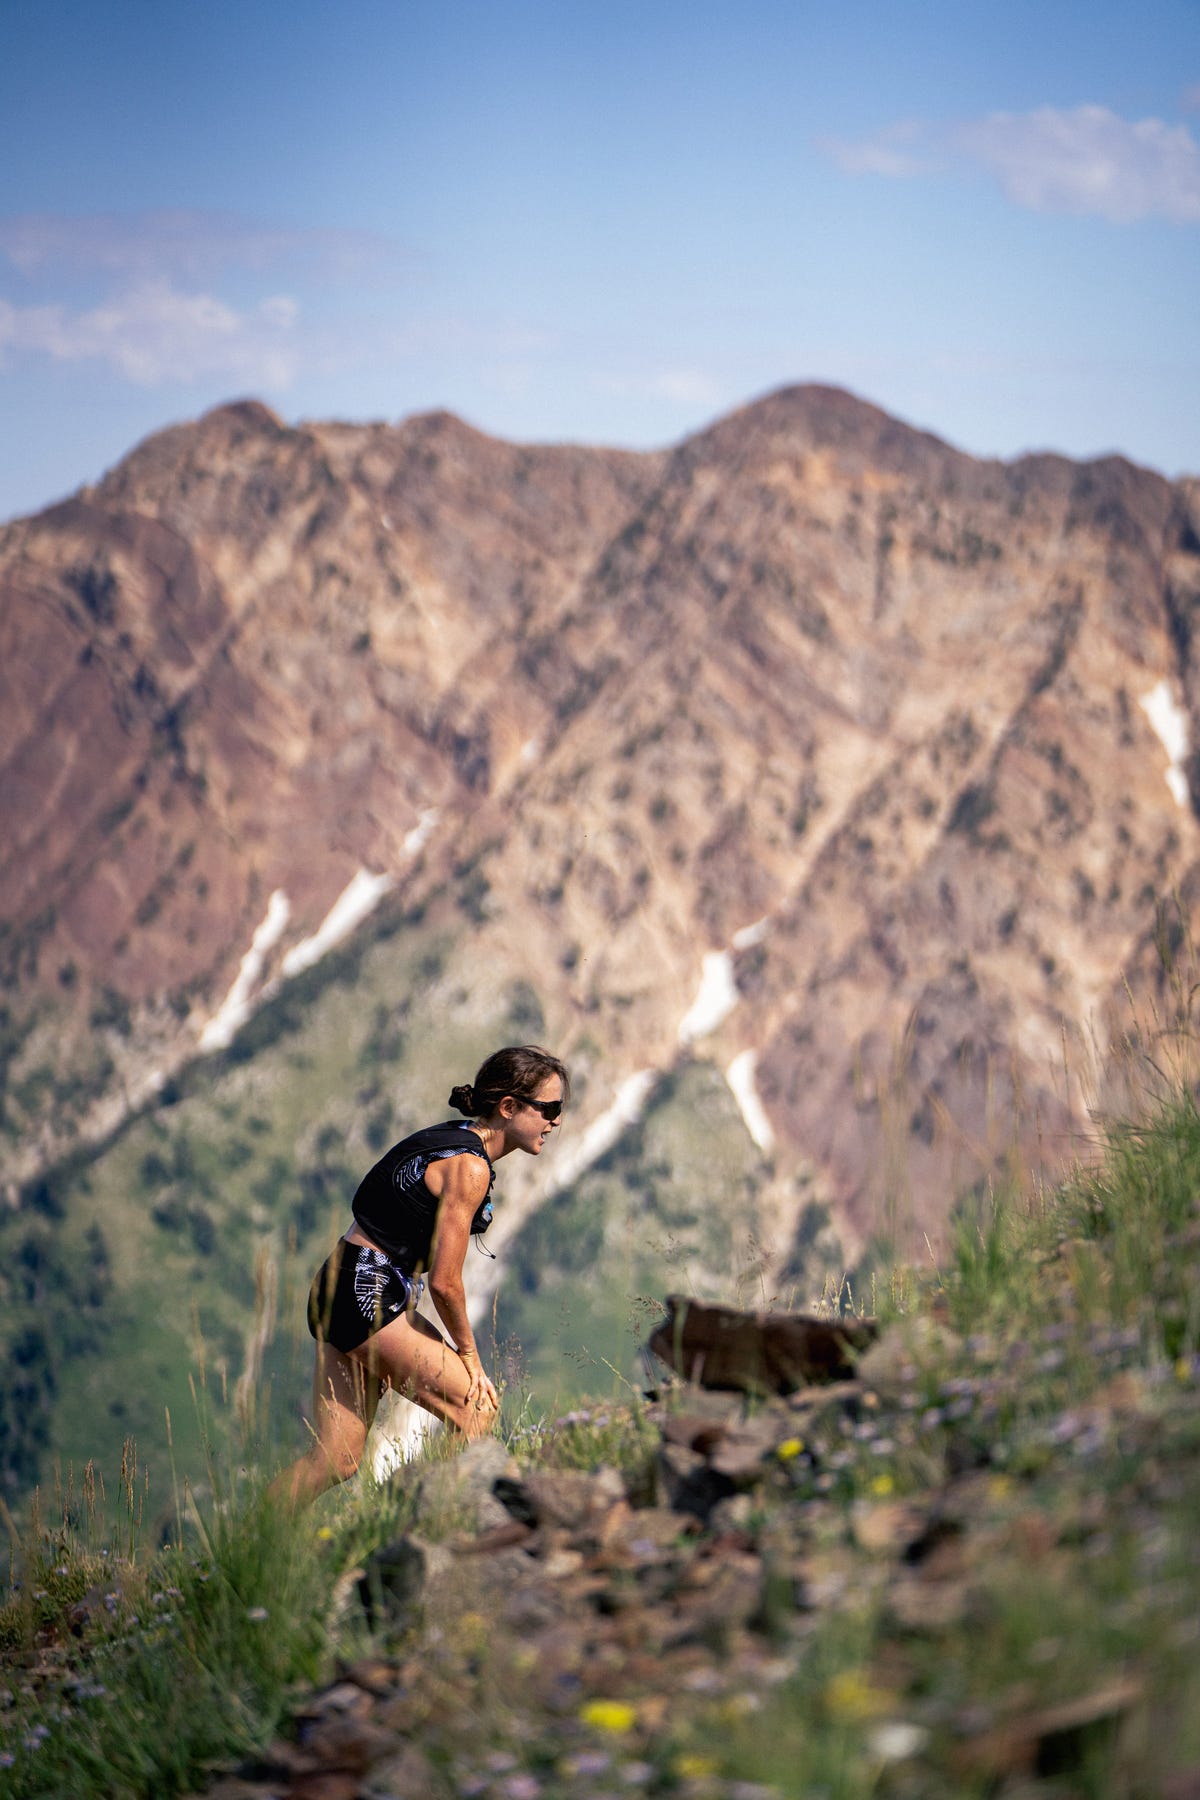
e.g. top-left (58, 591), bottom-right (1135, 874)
top-left (350, 1121), bottom-right (494, 1273)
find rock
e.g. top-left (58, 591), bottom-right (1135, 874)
top-left (648, 1297), bottom-right (878, 1394)
top-left (341, 1659), bottom-right (402, 1699)
top-left (362, 1743), bottom-right (439, 1798)
top-left (292, 1711), bottom-right (398, 1777)
top-left (356, 1535), bottom-right (453, 1627)
top-left (856, 1316), bottom-right (963, 1403)
top-left (656, 1440), bottom-right (736, 1521)
top-left (599, 1504), bottom-right (700, 1561)
top-left (494, 1465), bottom-right (626, 1531)
top-left (706, 1414), bottom-right (792, 1481)
top-left (671, 1547), bottom-right (766, 1646)
top-left (851, 1498), bottom-right (929, 1554)
top-left (460, 1518), bottom-right (537, 1554)
top-left (707, 1493), bottom-right (757, 1535)
top-left (408, 1435), bottom-right (519, 1534)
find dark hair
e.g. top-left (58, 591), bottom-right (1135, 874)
top-left (448, 1044), bottom-right (570, 1118)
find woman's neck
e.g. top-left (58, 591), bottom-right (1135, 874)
top-left (471, 1120), bottom-right (508, 1160)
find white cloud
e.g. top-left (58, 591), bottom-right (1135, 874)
top-left (0, 210), bottom-right (394, 281)
top-left (829, 104), bottom-right (1200, 224)
top-left (0, 279), bottom-right (301, 387)
top-left (956, 105), bottom-right (1200, 223)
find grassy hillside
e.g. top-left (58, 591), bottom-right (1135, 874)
top-left (2, 1063), bottom-right (1198, 1798)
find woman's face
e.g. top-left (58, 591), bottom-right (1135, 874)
top-left (508, 1073), bottom-right (565, 1155)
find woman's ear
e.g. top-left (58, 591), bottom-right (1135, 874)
top-left (497, 1094), bottom-right (518, 1121)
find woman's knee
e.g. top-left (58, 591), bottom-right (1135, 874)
top-left (460, 1406), bottom-right (498, 1442)
top-left (324, 1445), bottom-right (363, 1484)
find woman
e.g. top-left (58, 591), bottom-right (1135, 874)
top-left (272, 1043), bottom-right (569, 1507)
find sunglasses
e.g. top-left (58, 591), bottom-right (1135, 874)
top-left (518, 1096), bottom-right (564, 1121)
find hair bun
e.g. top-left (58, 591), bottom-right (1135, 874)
top-left (448, 1083), bottom-right (476, 1115)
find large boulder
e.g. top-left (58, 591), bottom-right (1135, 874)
top-left (647, 1295), bottom-right (878, 1394)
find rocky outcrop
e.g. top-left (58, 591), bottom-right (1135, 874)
top-left (647, 1294), bottom-right (878, 1392)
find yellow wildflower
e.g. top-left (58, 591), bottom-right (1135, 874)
top-left (674, 1752), bottom-right (719, 1780)
top-left (869, 1473), bottom-right (894, 1497)
top-left (579, 1699), bottom-right (638, 1734)
top-left (776, 1438), bottom-right (805, 1460)
top-left (315, 1526), bottom-right (334, 1541)
top-left (824, 1670), bottom-right (896, 1722)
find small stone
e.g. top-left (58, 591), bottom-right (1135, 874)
top-left (851, 1499), bottom-right (927, 1554)
top-left (343, 1659), bottom-right (401, 1698)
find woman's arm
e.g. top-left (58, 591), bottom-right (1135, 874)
top-left (424, 1154), bottom-right (499, 1412)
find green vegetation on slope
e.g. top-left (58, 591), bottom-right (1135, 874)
top-left (0, 882), bottom-right (849, 1515)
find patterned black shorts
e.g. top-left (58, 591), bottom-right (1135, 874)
top-left (307, 1241), bottom-right (422, 1352)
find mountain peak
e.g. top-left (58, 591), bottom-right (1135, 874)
top-left (2, 384), bottom-right (1199, 1274)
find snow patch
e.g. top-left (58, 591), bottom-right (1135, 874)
top-left (545, 1069), bottom-right (659, 1196)
top-left (726, 1049), bottom-right (775, 1153)
top-left (281, 869), bottom-right (393, 978)
top-left (732, 916), bottom-right (769, 949)
top-left (1141, 679), bottom-right (1191, 810)
top-left (403, 808), bottom-right (439, 855)
top-left (199, 890), bottom-right (291, 1052)
top-left (678, 951), bottom-right (739, 1044)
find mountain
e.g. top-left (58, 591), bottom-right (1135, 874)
top-left (2, 386), bottom-right (1200, 1502)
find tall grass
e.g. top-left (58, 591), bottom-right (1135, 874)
top-left (0, 1448), bottom-right (335, 1798)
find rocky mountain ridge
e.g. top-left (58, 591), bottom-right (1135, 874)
top-left (4, 384), bottom-right (1200, 1269)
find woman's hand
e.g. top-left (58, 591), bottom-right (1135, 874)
top-left (459, 1349), bottom-right (499, 1413)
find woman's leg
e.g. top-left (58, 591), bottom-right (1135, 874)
top-left (351, 1309), bottom-right (497, 1439)
top-left (269, 1341), bottom-right (383, 1508)
top-left (269, 1310), bottom-right (495, 1509)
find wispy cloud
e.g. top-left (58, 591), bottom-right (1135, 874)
top-left (0, 209), bottom-right (408, 389)
top-left (825, 120), bottom-right (932, 180)
top-left (0, 209), bottom-right (396, 281)
top-left (828, 103), bottom-right (1200, 224)
top-left (0, 280), bottom-right (301, 387)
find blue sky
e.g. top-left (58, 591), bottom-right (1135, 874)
top-left (1, 0), bottom-right (1197, 522)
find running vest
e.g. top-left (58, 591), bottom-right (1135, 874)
top-left (350, 1121), bottom-right (494, 1273)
